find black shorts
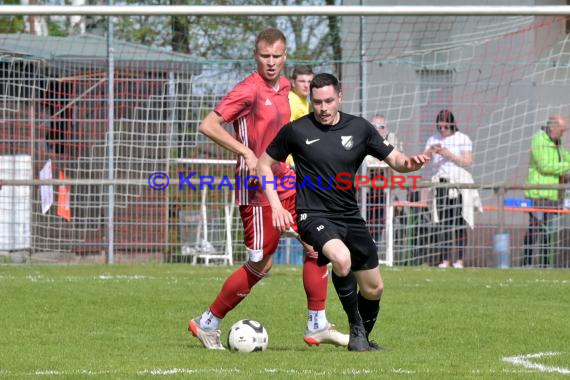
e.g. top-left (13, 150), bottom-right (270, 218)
top-left (297, 212), bottom-right (379, 271)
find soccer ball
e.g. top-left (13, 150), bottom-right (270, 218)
top-left (227, 319), bottom-right (268, 353)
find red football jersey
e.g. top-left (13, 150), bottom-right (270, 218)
top-left (215, 72), bottom-right (295, 206)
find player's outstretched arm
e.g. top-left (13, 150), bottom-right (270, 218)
top-left (257, 152), bottom-right (294, 233)
top-left (199, 111), bottom-right (258, 177)
top-left (384, 149), bottom-right (430, 173)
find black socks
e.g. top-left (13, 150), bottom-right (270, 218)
top-left (358, 292), bottom-right (380, 339)
top-left (331, 271), bottom-right (363, 326)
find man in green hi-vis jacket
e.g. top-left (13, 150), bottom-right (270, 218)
top-left (524, 115), bottom-right (570, 267)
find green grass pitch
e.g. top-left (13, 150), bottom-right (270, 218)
top-left (0, 265), bottom-right (569, 379)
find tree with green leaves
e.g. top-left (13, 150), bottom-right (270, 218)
top-left (114, 0), bottom-right (341, 65)
top-left (1, 0), bottom-right (343, 71)
top-left (0, 0), bottom-right (25, 33)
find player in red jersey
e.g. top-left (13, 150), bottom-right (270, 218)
top-left (188, 28), bottom-right (348, 350)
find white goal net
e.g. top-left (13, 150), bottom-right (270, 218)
top-left (0, 6), bottom-right (569, 267)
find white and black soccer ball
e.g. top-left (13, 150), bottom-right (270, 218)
top-left (227, 319), bottom-right (268, 353)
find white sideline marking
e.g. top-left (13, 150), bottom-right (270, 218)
top-left (35, 369), bottom-right (107, 376)
top-left (503, 352), bottom-right (570, 374)
top-left (139, 367), bottom-right (414, 376)
top-left (97, 274), bottom-right (147, 280)
top-left (3, 366), bottom-right (417, 377)
top-left (139, 368), bottom-right (241, 375)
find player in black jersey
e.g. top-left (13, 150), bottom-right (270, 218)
top-left (257, 73), bottom-right (429, 351)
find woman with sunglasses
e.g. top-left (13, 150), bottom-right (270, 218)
top-left (423, 109), bottom-right (474, 269)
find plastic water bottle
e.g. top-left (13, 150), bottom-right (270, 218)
top-left (494, 233), bottom-right (510, 269)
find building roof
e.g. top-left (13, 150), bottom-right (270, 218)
top-left (0, 33), bottom-right (202, 74)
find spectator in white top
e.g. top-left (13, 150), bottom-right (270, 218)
top-left (423, 110), bottom-right (473, 269)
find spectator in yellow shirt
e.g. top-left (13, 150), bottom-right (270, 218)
top-left (288, 65), bottom-right (314, 121)
top-left (287, 66), bottom-right (314, 168)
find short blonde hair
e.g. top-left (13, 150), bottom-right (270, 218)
top-left (255, 28), bottom-right (286, 51)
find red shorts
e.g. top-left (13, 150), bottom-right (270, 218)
top-left (240, 195), bottom-right (298, 262)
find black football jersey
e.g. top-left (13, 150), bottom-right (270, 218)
top-left (266, 112), bottom-right (394, 214)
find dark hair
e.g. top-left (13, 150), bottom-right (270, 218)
top-left (290, 65), bottom-right (314, 80)
top-left (436, 109), bottom-right (457, 132)
top-left (255, 28), bottom-right (287, 50)
top-left (310, 73), bottom-right (341, 96)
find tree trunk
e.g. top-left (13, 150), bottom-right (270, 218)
top-left (171, 0), bottom-right (190, 54)
top-left (325, 0), bottom-right (342, 81)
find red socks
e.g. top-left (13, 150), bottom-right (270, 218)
top-left (303, 255), bottom-right (328, 311)
top-left (209, 262), bottom-right (266, 318)
top-left (209, 255), bottom-right (328, 318)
